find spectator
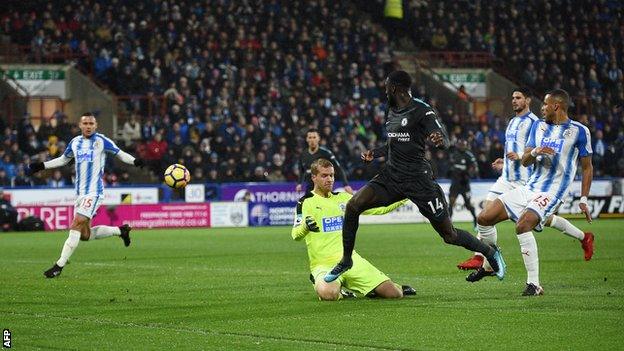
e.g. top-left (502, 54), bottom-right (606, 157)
top-left (12, 167), bottom-right (32, 187)
top-left (48, 169), bottom-right (66, 187)
top-left (0, 189), bottom-right (18, 231)
top-left (0, 169), bottom-right (11, 186)
top-left (122, 114), bottom-right (142, 148)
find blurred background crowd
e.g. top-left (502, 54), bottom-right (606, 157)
top-left (1, 0), bottom-right (622, 188)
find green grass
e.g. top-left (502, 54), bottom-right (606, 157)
top-left (1, 220), bottom-right (623, 350)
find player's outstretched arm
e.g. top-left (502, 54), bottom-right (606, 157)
top-left (362, 199), bottom-right (408, 215)
top-left (116, 150), bottom-right (145, 168)
top-left (579, 156), bottom-right (593, 223)
top-left (27, 155), bottom-right (72, 175)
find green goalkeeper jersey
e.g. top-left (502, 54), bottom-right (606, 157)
top-left (291, 191), bottom-right (406, 269)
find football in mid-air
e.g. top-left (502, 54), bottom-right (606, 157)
top-left (164, 164), bottom-right (190, 188)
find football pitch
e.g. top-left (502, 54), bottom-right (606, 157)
top-left (2, 220), bottom-right (622, 350)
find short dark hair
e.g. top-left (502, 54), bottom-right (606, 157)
top-left (547, 89), bottom-right (570, 110)
top-left (311, 158), bottom-right (333, 175)
top-left (513, 87), bottom-right (532, 99)
top-left (306, 128), bottom-right (319, 136)
top-left (387, 70), bottom-right (412, 89)
top-left (81, 112), bottom-right (95, 118)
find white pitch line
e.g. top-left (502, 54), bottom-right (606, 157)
top-left (14, 259), bottom-right (303, 276)
top-left (4, 311), bottom-right (414, 351)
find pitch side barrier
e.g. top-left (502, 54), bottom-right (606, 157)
top-left (218, 179), bottom-right (622, 226)
top-left (3, 179), bottom-right (621, 230)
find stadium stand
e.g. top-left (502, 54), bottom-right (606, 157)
top-left (0, 0), bottom-right (622, 188)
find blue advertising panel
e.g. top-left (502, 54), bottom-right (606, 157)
top-left (220, 182), bottom-right (366, 226)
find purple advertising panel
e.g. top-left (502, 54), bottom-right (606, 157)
top-left (220, 182), bottom-right (367, 226)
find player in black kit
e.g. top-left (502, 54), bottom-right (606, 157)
top-left (448, 139), bottom-right (479, 228)
top-left (324, 70), bottom-right (506, 283)
top-left (296, 128), bottom-right (353, 194)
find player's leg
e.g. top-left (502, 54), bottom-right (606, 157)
top-left (44, 213), bottom-right (90, 278)
top-left (371, 280), bottom-right (403, 299)
top-left (459, 180), bottom-right (510, 269)
top-left (341, 254), bottom-right (403, 298)
top-left (465, 199), bottom-right (506, 280)
top-left (476, 198), bottom-right (510, 227)
top-left (458, 198), bottom-right (496, 270)
top-left (342, 184), bottom-right (392, 259)
top-left (515, 209), bottom-right (544, 296)
top-left (448, 182), bottom-right (461, 218)
top-left (414, 180), bottom-right (506, 279)
top-left (429, 216), bottom-right (505, 279)
top-left (545, 215), bottom-right (594, 260)
top-left (314, 280), bottom-right (342, 301)
top-left (73, 194), bottom-right (132, 245)
top-left (325, 179), bottom-right (397, 282)
top-left (90, 224), bottom-right (133, 246)
top-left (309, 270), bottom-right (354, 300)
top-left (461, 190), bottom-right (478, 228)
top-left (475, 199), bottom-right (498, 247)
top-left (516, 193), bottom-right (563, 295)
top-left (448, 195), bottom-right (457, 218)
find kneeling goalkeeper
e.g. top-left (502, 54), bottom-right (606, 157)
top-left (291, 158), bottom-right (414, 300)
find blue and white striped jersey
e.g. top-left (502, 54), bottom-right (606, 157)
top-left (63, 133), bottom-right (120, 196)
top-left (502, 111), bottom-right (539, 183)
top-left (525, 119), bottom-right (592, 200)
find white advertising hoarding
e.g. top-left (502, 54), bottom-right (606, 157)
top-left (210, 202), bottom-right (248, 227)
top-left (6, 187), bottom-right (159, 206)
top-left (184, 184), bottom-right (205, 203)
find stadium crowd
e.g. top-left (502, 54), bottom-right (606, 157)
top-left (1, 0), bottom-right (623, 188)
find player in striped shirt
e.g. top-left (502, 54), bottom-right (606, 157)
top-left (458, 89), bottom-right (594, 272)
top-left (476, 89), bottom-right (593, 295)
top-left (28, 112), bottom-right (145, 278)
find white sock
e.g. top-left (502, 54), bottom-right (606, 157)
top-left (56, 230), bottom-right (81, 267)
top-left (478, 225), bottom-right (498, 270)
top-left (549, 215), bottom-right (584, 240)
top-left (517, 232), bottom-right (539, 286)
top-left (478, 224), bottom-right (498, 245)
top-left (89, 226), bottom-right (121, 240)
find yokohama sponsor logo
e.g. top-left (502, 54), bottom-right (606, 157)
top-left (387, 132), bottom-right (411, 142)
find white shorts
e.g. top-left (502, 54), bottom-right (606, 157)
top-left (486, 177), bottom-right (526, 201)
top-left (498, 187), bottom-right (562, 231)
top-left (74, 194), bottom-right (103, 219)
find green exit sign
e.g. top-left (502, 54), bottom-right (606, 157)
top-left (6, 69), bottom-right (65, 80)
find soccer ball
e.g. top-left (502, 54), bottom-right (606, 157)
top-left (164, 164), bottom-right (190, 188)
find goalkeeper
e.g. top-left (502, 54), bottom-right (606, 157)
top-left (291, 158), bottom-right (415, 300)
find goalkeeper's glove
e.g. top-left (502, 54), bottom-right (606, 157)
top-left (305, 216), bottom-right (320, 232)
top-left (27, 162), bottom-right (45, 175)
top-left (134, 158), bottom-right (145, 168)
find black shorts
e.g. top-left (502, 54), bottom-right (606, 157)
top-left (449, 181), bottom-right (471, 198)
top-left (369, 169), bottom-right (449, 223)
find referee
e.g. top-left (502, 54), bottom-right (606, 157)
top-left (296, 128), bottom-right (353, 194)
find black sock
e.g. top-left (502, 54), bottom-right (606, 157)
top-left (341, 211), bottom-right (359, 262)
top-left (452, 228), bottom-right (494, 258)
